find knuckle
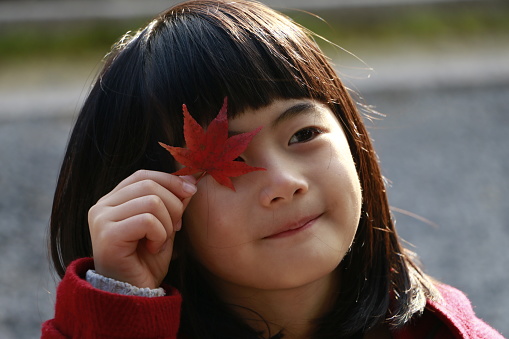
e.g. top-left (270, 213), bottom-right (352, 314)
top-left (91, 215), bottom-right (111, 238)
top-left (88, 205), bottom-right (101, 228)
top-left (96, 225), bottom-right (114, 243)
top-left (133, 169), bottom-right (151, 180)
top-left (141, 194), bottom-right (164, 211)
top-left (90, 223), bottom-right (116, 255)
top-left (139, 211), bottom-right (156, 223)
top-left (138, 179), bottom-right (158, 193)
top-left (88, 205), bottom-right (96, 220)
top-left (173, 199), bottom-right (184, 212)
top-left (139, 213), bottom-right (159, 227)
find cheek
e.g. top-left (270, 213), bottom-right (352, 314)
top-left (325, 143), bottom-right (363, 229)
top-left (182, 182), bottom-right (248, 251)
top-left (339, 163), bottom-right (362, 214)
top-left (182, 195), bottom-right (253, 282)
top-left (326, 135), bottom-right (361, 188)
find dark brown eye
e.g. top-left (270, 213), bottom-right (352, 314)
top-left (289, 127), bottom-right (322, 145)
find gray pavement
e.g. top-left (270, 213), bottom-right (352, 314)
top-left (0, 0), bottom-right (478, 23)
top-left (367, 85), bottom-right (509, 335)
top-left (1, 4), bottom-right (508, 339)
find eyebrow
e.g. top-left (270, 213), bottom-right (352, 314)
top-left (228, 101), bottom-right (320, 137)
top-left (271, 101), bottom-right (319, 129)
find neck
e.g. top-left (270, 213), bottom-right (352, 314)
top-left (212, 271), bottom-right (340, 339)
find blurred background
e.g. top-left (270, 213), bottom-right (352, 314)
top-left (1, 0), bottom-right (508, 337)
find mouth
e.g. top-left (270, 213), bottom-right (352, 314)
top-left (263, 213), bottom-right (322, 239)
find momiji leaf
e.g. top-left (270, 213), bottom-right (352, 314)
top-left (159, 98), bottom-right (265, 191)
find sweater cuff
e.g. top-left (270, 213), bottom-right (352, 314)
top-left (86, 270), bottom-right (166, 297)
top-left (51, 258), bottom-right (182, 338)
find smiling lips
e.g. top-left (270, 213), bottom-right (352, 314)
top-left (264, 214), bottom-right (322, 239)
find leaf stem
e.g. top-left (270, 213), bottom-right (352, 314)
top-left (195, 171), bottom-right (207, 185)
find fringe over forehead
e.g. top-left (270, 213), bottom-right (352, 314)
top-left (117, 0), bottom-right (347, 124)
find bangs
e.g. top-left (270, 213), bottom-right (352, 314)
top-left (140, 0), bottom-right (337, 126)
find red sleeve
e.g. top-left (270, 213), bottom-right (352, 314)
top-left (41, 258), bottom-right (182, 339)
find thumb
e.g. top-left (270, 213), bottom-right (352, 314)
top-left (172, 175), bottom-right (197, 232)
top-left (179, 174), bottom-right (197, 216)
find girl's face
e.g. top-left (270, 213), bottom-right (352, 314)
top-left (182, 98), bottom-right (362, 292)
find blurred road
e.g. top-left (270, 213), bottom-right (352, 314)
top-left (0, 0), bottom-right (474, 23)
top-left (1, 2), bottom-right (508, 338)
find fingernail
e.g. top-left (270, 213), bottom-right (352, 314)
top-left (180, 175), bottom-right (197, 184)
top-left (182, 181), bottom-right (197, 195)
top-left (175, 219), bottom-right (182, 232)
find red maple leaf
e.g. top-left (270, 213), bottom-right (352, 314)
top-left (159, 98), bottom-right (265, 191)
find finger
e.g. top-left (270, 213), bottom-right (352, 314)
top-left (97, 213), bottom-right (168, 257)
top-left (101, 170), bottom-right (197, 203)
top-left (105, 195), bottom-right (176, 233)
top-left (123, 213), bottom-right (170, 255)
top-left (121, 184), bottom-right (185, 231)
top-left (101, 177), bottom-right (191, 212)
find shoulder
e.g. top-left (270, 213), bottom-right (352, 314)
top-left (425, 284), bottom-right (504, 338)
top-left (393, 283), bottom-right (504, 339)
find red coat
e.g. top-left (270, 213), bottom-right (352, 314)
top-left (41, 258), bottom-right (504, 338)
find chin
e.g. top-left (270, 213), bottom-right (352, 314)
top-left (259, 256), bottom-right (342, 291)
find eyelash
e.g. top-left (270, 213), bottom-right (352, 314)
top-left (288, 127), bottom-right (323, 145)
top-left (233, 126), bottom-right (323, 162)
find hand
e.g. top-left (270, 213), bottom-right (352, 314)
top-left (88, 170), bottom-right (197, 289)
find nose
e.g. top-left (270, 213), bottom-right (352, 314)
top-left (258, 159), bottom-right (309, 207)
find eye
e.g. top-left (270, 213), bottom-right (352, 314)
top-left (233, 156), bottom-right (245, 162)
top-left (289, 127), bottom-right (323, 145)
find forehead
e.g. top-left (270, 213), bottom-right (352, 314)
top-left (228, 99), bottom-right (338, 131)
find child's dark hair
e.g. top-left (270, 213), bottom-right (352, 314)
top-left (50, 0), bottom-right (438, 337)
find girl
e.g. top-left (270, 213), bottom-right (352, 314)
top-left (42, 0), bottom-right (503, 338)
